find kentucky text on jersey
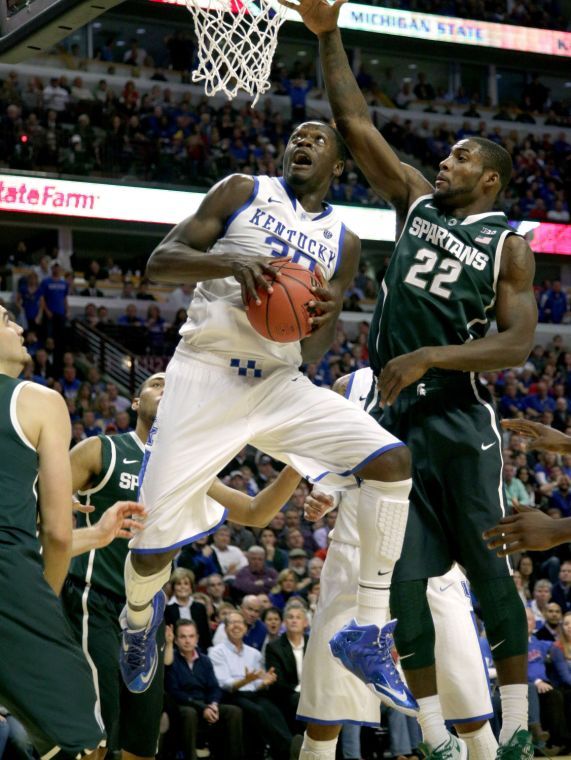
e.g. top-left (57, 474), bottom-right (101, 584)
top-left (248, 207), bottom-right (337, 269)
top-left (409, 216), bottom-right (489, 271)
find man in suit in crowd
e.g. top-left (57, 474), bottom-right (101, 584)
top-left (265, 603), bottom-right (309, 732)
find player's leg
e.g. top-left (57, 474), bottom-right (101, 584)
top-left (120, 351), bottom-right (253, 691)
top-left (0, 549), bottom-right (106, 760)
top-left (61, 579), bottom-right (123, 750)
top-left (300, 724), bottom-right (340, 760)
top-left (120, 622), bottom-right (166, 760)
top-left (253, 374), bottom-right (415, 711)
top-left (296, 539), bottom-right (381, 759)
top-left (426, 568), bottom-right (498, 759)
top-left (441, 393), bottom-right (531, 757)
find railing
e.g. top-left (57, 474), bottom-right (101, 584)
top-left (73, 320), bottom-right (149, 395)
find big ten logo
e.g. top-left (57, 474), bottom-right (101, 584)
top-left (119, 472), bottom-right (139, 491)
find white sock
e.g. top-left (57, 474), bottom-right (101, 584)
top-left (299, 734), bottom-right (337, 760)
top-left (458, 722), bottom-right (498, 759)
top-left (356, 478), bottom-right (411, 627)
top-left (417, 695), bottom-right (449, 750)
top-left (124, 552), bottom-right (171, 630)
top-left (499, 683), bottom-right (528, 744)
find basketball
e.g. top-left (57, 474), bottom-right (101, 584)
top-left (246, 260), bottom-right (324, 343)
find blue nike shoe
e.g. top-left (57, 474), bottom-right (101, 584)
top-left (119, 590), bottom-right (166, 693)
top-left (329, 618), bottom-right (419, 716)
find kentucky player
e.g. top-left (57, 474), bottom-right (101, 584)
top-left (296, 367), bottom-right (497, 760)
top-left (119, 121), bottom-right (415, 715)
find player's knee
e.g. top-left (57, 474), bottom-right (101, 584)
top-left (131, 550), bottom-right (176, 577)
top-left (471, 576), bottom-right (528, 659)
top-left (390, 579), bottom-right (435, 669)
top-left (357, 444), bottom-right (411, 482)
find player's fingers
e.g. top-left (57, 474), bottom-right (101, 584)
top-left (278, 0), bottom-right (297, 9)
top-left (242, 270), bottom-right (261, 305)
top-left (260, 261), bottom-right (281, 280)
top-left (75, 504), bottom-right (95, 513)
top-left (122, 518), bottom-right (145, 531)
top-left (512, 502), bottom-right (534, 513)
top-left (117, 501), bottom-right (146, 515)
top-left (252, 267), bottom-right (273, 293)
top-left (308, 298), bottom-right (335, 314)
top-left (309, 286), bottom-right (333, 300)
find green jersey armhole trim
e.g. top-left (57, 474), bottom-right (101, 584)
top-left (77, 436), bottom-right (117, 497)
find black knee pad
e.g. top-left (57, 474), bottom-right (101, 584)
top-left (390, 579), bottom-right (435, 669)
top-left (471, 576), bottom-right (528, 660)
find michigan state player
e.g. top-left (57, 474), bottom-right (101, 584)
top-left (283, 2), bottom-right (537, 758)
top-left (62, 372), bottom-right (168, 760)
top-left (0, 304), bottom-right (107, 760)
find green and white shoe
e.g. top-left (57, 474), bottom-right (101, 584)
top-left (496, 729), bottom-right (535, 758)
top-left (419, 734), bottom-right (467, 759)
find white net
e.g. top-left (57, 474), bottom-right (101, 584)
top-left (184, 0), bottom-right (288, 106)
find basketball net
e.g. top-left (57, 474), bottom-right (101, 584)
top-left (184, 0), bottom-right (288, 105)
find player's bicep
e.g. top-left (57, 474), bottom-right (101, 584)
top-left (36, 393), bottom-right (73, 531)
top-left (163, 175), bottom-right (256, 252)
top-left (70, 436), bottom-right (102, 493)
top-left (495, 235), bottom-right (537, 354)
top-left (329, 229), bottom-right (361, 301)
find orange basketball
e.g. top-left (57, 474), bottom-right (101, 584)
top-left (246, 260), bottom-right (324, 343)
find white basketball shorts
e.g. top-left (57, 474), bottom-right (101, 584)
top-left (130, 346), bottom-right (403, 553)
top-left (297, 544), bottom-right (493, 725)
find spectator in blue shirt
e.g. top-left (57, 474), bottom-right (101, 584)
top-left (38, 262), bottom-right (69, 353)
top-left (540, 281), bottom-right (568, 324)
top-left (525, 609), bottom-right (571, 749)
top-left (549, 476), bottom-right (571, 518)
top-left (60, 366), bottom-right (81, 400)
top-left (165, 620), bottom-right (243, 760)
top-left (118, 303), bottom-right (144, 327)
top-left (499, 383), bottom-right (526, 418)
top-left (525, 380), bottom-right (556, 417)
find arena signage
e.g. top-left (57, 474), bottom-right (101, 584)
top-left (0, 173), bottom-right (397, 240)
top-left (1, 174), bottom-right (569, 252)
top-left (151, 0), bottom-right (571, 58)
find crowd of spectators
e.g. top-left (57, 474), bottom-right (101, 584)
top-left (0, 60), bottom-right (569, 215)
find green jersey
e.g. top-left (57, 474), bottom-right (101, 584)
top-left (70, 431), bottom-right (144, 599)
top-left (369, 195), bottom-right (515, 374)
top-left (0, 377), bottom-right (39, 549)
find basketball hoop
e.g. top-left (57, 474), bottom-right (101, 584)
top-left (184, 0), bottom-right (288, 106)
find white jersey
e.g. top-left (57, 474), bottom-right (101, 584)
top-left (179, 175), bottom-right (346, 368)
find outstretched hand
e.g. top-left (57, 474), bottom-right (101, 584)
top-left (95, 501), bottom-right (147, 547)
top-left (304, 490), bottom-right (335, 522)
top-left (278, 0), bottom-right (347, 36)
top-left (501, 418), bottom-right (571, 453)
top-left (483, 502), bottom-right (562, 556)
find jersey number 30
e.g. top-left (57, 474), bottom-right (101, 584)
top-left (404, 248), bottom-right (461, 300)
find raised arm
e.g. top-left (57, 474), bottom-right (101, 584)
top-left (301, 228), bottom-right (360, 363)
top-left (380, 234), bottom-right (537, 405)
top-left (207, 465), bottom-right (302, 528)
top-left (146, 174), bottom-right (279, 304)
top-left (281, 0), bottom-right (432, 213)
